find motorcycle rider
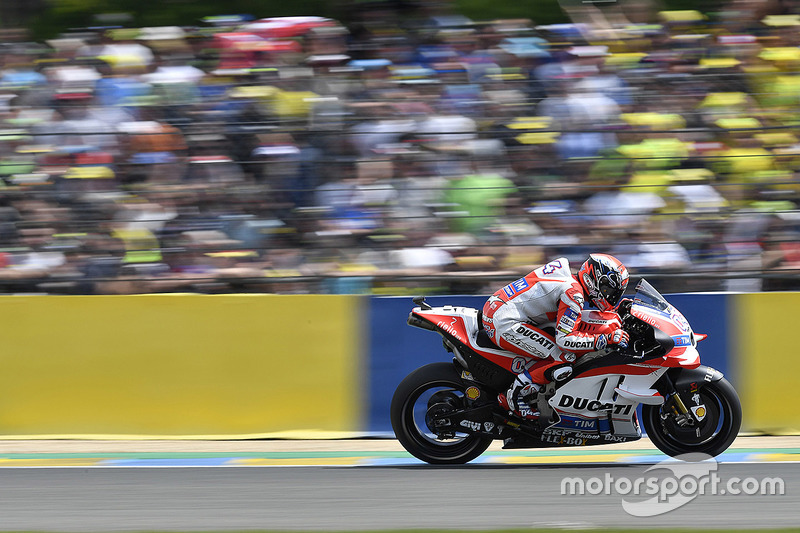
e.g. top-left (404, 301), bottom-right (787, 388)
top-left (482, 253), bottom-right (630, 419)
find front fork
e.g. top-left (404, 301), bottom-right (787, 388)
top-left (657, 373), bottom-right (697, 427)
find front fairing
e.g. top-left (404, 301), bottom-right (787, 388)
top-left (630, 280), bottom-right (700, 367)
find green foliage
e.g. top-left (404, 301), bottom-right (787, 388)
top-left (22, 0), bottom-right (748, 41)
top-left (32, 0), bottom-right (338, 39)
top-left (455, 0), bottom-right (565, 25)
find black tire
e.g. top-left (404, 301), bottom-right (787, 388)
top-left (643, 377), bottom-right (742, 458)
top-left (390, 362), bottom-right (493, 465)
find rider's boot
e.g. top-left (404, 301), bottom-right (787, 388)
top-left (499, 370), bottom-right (541, 420)
top-left (499, 365), bottom-right (574, 420)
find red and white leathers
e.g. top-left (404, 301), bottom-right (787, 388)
top-left (482, 258), bottom-right (627, 412)
top-left (483, 257), bottom-right (615, 359)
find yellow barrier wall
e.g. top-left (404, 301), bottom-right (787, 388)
top-left (736, 293), bottom-right (800, 433)
top-left (0, 295), bottom-right (362, 437)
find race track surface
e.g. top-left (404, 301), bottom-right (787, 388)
top-left (0, 436), bottom-right (795, 531)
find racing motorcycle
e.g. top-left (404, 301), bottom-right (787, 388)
top-left (391, 279), bottom-right (741, 464)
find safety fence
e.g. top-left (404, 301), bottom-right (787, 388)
top-left (0, 291), bottom-right (794, 437)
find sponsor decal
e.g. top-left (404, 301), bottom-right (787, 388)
top-left (691, 405), bottom-right (707, 421)
top-left (704, 367), bottom-right (715, 382)
top-left (671, 311), bottom-right (691, 333)
top-left (595, 334), bottom-right (608, 351)
top-left (503, 277), bottom-right (530, 298)
top-left (538, 430), bottom-right (630, 444)
top-left (542, 433), bottom-right (587, 446)
top-left (558, 309), bottom-right (577, 335)
top-left (672, 335), bottom-right (692, 347)
top-left (461, 371), bottom-right (476, 381)
top-left (484, 422), bottom-right (495, 432)
top-left (485, 327), bottom-right (495, 338)
top-left (563, 338), bottom-right (595, 350)
top-left (502, 332), bottom-right (546, 357)
top-left (551, 415), bottom-right (599, 431)
top-left (483, 316), bottom-right (493, 324)
top-left (459, 420), bottom-right (482, 432)
top-left (465, 386), bottom-right (481, 400)
top-left (559, 317), bottom-right (576, 329)
top-left (604, 434), bottom-right (630, 442)
top-left (545, 429), bottom-right (600, 440)
top-left (562, 352), bottom-right (576, 362)
top-left (637, 313), bottom-right (661, 328)
top-left (557, 394), bottom-right (633, 415)
top-left (436, 317), bottom-right (461, 337)
top-left (514, 326), bottom-right (556, 350)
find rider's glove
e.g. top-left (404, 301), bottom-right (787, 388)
top-left (595, 327), bottom-right (629, 350)
top-left (608, 327), bottom-right (630, 349)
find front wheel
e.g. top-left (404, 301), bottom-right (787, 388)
top-left (391, 362), bottom-right (493, 465)
top-left (643, 377), bottom-right (741, 458)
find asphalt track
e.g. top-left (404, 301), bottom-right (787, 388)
top-left (0, 437), bottom-right (796, 531)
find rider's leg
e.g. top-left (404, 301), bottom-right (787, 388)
top-left (530, 359), bottom-right (573, 384)
top-left (491, 319), bottom-right (564, 417)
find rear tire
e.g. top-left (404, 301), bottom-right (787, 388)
top-left (643, 377), bottom-right (741, 458)
top-left (391, 362), bottom-right (493, 465)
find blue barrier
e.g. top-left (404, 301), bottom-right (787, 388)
top-left (366, 293), bottom-right (731, 434)
top-left (366, 295), bottom-right (485, 433)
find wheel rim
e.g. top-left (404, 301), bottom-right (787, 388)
top-left (401, 379), bottom-right (483, 456)
top-left (656, 387), bottom-right (729, 449)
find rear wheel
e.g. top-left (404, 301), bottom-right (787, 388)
top-left (643, 377), bottom-right (741, 458)
top-left (390, 362), bottom-right (493, 465)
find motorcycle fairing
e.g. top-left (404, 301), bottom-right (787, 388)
top-left (410, 306), bottom-right (534, 373)
top-left (547, 370), bottom-right (666, 437)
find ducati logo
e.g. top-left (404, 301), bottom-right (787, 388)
top-left (557, 394), bottom-right (632, 415)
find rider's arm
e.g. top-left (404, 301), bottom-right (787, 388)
top-left (554, 283), bottom-right (626, 354)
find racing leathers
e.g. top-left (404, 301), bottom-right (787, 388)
top-left (482, 257), bottom-right (628, 416)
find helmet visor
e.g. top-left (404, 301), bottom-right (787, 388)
top-left (598, 272), bottom-right (625, 308)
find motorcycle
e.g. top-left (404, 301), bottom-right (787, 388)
top-left (391, 279), bottom-right (742, 464)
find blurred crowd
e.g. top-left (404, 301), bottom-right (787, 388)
top-left (2, 0), bottom-right (800, 295)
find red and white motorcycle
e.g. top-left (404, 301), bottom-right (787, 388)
top-left (391, 279), bottom-right (741, 464)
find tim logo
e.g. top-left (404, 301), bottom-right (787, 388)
top-left (673, 335), bottom-right (692, 347)
top-left (503, 278), bottom-right (529, 298)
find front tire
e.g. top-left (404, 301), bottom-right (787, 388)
top-left (643, 377), bottom-right (741, 458)
top-left (390, 362), bottom-right (493, 465)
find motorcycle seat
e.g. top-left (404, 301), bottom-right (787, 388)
top-left (475, 328), bottom-right (500, 350)
top-left (476, 312), bottom-right (501, 350)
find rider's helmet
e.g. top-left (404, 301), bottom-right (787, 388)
top-left (577, 254), bottom-right (629, 311)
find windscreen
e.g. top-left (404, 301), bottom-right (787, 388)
top-left (632, 279), bottom-right (671, 313)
